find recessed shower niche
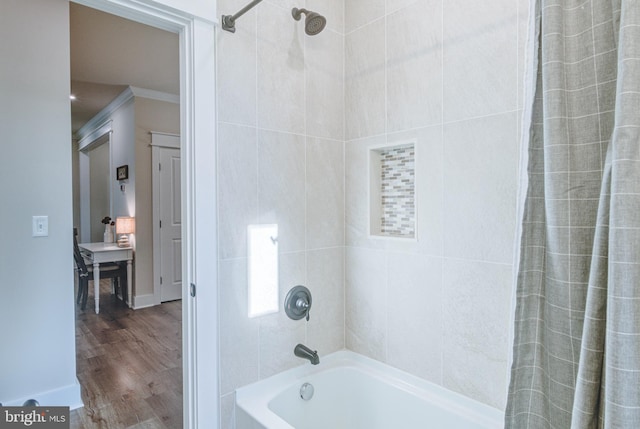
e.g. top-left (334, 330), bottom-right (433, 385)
top-left (369, 142), bottom-right (416, 239)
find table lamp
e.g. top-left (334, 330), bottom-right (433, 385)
top-left (116, 216), bottom-right (135, 247)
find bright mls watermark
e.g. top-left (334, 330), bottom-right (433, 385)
top-left (0, 407), bottom-right (69, 429)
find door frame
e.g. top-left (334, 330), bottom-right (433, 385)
top-left (77, 124), bottom-right (113, 243)
top-left (71, 1), bottom-right (219, 428)
top-left (151, 132), bottom-right (181, 305)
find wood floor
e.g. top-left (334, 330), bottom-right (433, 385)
top-left (71, 279), bottom-right (182, 429)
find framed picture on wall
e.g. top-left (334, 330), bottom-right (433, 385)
top-left (116, 165), bottom-right (129, 181)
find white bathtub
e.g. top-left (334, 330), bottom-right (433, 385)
top-left (235, 350), bottom-right (503, 429)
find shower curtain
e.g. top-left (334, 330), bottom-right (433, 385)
top-left (506, 0), bottom-right (640, 428)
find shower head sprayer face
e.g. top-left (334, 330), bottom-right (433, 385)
top-left (305, 12), bottom-right (326, 35)
top-left (292, 7), bottom-right (326, 36)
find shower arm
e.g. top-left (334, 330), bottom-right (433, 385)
top-left (221, 0), bottom-right (264, 33)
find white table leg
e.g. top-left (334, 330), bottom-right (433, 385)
top-left (126, 259), bottom-right (133, 308)
top-left (93, 262), bottom-right (100, 314)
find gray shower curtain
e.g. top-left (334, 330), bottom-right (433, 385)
top-left (505, 0), bottom-right (640, 428)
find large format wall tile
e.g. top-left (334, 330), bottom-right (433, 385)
top-left (386, 0), bottom-right (443, 132)
top-left (345, 246), bottom-right (388, 362)
top-left (387, 252), bottom-right (443, 384)
top-left (518, 0), bottom-right (532, 110)
top-left (218, 123), bottom-right (258, 260)
top-left (259, 252), bottom-right (306, 379)
top-left (307, 0), bottom-right (344, 34)
top-left (258, 129), bottom-right (306, 253)
top-left (443, 113), bottom-right (519, 263)
top-left (306, 29), bottom-right (345, 141)
top-left (216, 8), bottom-right (257, 126)
top-left (345, 0), bottom-right (385, 34)
top-left (442, 258), bottom-right (513, 409)
top-left (306, 137), bottom-right (344, 250)
top-left (306, 247), bottom-right (345, 355)
top-left (443, 0), bottom-right (517, 121)
top-left (386, 0), bottom-right (421, 15)
top-left (345, 21), bottom-right (386, 140)
top-left (264, 0), bottom-right (298, 13)
top-left (220, 392), bottom-right (235, 429)
top-left (257, 2), bottom-right (305, 134)
top-left (219, 259), bottom-right (260, 395)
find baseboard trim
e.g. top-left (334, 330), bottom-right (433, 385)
top-left (2, 379), bottom-right (83, 410)
top-left (133, 293), bottom-right (158, 309)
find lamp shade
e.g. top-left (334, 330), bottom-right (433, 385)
top-left (116, 217), bottom-right (135, 234)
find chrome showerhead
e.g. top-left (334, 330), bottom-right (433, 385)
top-left (292, 7), bottom-right (326, 36)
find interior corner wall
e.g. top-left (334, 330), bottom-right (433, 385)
top-left (133, 97), bottom-right (179, 301)
top-left (343, 0), bottom-right (529, 411)
top-left (0, 0), bottom-right (81, 407)
top-left (110, 96), bottom-right (136, 223)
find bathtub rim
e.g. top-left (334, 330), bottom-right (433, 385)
top-left (235, 350), bottom-right (504, 429)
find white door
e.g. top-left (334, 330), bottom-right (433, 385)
top-left (158, 146), bottom-right (182, 301)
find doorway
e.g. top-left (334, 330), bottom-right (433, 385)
top-left (70, 4), bottom-right (183, 427)
top-left (87, 137), bottom-right (111, 242)
top-left (69, 1), bottom-right (218, 428)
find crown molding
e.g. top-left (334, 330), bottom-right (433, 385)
top-left (75, 86), bottom-right (179, 143)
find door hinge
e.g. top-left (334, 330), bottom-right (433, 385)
top-left (159, 163), bottom-right (162, 171)
top-left (190, 283), bottom-right (196, 298)
top-left (160, 276), bottom-right (163, 285)
top-left (159, 220), bottom-right (162, 228)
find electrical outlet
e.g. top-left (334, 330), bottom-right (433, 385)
top-left (32, 216), bottom-right (48, 237)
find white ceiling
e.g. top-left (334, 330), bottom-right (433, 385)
top-left (70, 3), bottom-right (179, 133)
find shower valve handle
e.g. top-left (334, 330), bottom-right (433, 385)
top-left (296, 297), bottom-right (310, 321)
top-left (285, 285), bottom-right (312, 321)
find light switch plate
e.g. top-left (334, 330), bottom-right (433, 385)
top-left (32, 216), bottom-right (48, 237)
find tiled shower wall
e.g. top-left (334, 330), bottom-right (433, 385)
top-left (217, 0), bottom-right (530, 425)
top-left (344, 0), bottom-right (529, 409)
top-left (215, 0), bottom-right (345, 427)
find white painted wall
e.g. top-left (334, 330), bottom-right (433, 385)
top-left (0, 0), bottom-right (81, 407)
top-left (109, 98), bottom-right (136, 222)
top-left (134, 97), bottom-right (180, 302)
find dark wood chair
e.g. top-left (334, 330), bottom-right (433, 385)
top-left (73, 229), bottom-right (127, 310)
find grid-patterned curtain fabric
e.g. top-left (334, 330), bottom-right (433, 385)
top-left (506, 0), bottom-right (640, 427)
